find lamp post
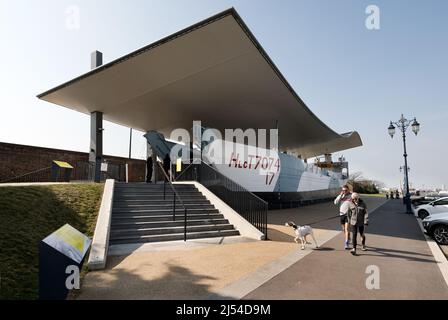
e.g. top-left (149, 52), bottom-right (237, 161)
top-left (400, 166), bottom-right (411, 204)
top-left (388, 114), bottom-right (420, 214)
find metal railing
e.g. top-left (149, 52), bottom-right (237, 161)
top-left (174, 161), bottom-right (198, 181)
top-left (71, 161), bottom-right (126, 182)
top-left (175, 161), bottom-right (268, 239)
top-left (1, 161), bottom-right (128, 184)
top-left (0, 167), bottom-right (52, 183)
top-left (156, 161), bottom-right (188, 241)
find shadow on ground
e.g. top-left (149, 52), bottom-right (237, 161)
top-left (78, 259), bottom-right (235, 300)
top-left (358, 246), bottom-right (435, 263)
top-left (266, 227), bottom-right (296, 243)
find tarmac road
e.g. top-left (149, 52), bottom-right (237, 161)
top-left (244, 200), bottom-right (448, 299)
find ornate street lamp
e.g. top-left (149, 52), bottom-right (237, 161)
top-left (388, 122), bottom-right (396, 138)
top-left (400, 166), bottom-right (410, 173)
top-left (400, 166), bottom-right (411, 204)
top-left (411, 119), bottom-right (420, 135)
top-left (388, 114), bottom-right (420, 214)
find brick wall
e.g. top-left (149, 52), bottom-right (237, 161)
top-left (0, 142), bottom-right (146, 182)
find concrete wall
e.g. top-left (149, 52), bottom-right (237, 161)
top-left (88, 179), bottom-right (115, 270)
top-left (0, 142), bottom-right (146, 182)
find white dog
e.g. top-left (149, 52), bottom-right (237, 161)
top-left (285, 221), bottom-right (319, 250)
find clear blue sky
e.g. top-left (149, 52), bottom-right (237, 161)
top-left (1, 0), bottom-right (447, 189)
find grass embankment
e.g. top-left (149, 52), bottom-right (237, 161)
top-left (0, 184), bottom-right (104, 300)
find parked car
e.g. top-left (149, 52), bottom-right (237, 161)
top-left (422, 212), bottom-right (448, 245)
top-left (412, 194), bottom-right (445, 207)
top-left (416, 197), bottom-right (448, 219)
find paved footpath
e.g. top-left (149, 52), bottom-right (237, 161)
top-left (77, 197), bottom-right (448, 300)
top-left (244, 200), bottom-right (448, 299)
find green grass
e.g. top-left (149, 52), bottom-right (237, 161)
top-left (0, 183), bottom-right (104, 300)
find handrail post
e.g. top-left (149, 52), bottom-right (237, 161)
top-left (265, 203), bottom-right (268, 240)
top-left (184, 208), bottom-right (187, 242)
top-left (173, 192), bottom-right (176, 221)
top-left (163, 179), bottom-right (166, 200)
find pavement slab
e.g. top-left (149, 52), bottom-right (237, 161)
top-left (77, 239), bottom-right (297, 300)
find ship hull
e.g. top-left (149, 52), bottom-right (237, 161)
top-left (203, 140), bottom-right (346, 201)
top-left (144, 132), bottom-right (347, 206)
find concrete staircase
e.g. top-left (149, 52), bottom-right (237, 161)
top-left (109, 183), bottom-right (240, 245)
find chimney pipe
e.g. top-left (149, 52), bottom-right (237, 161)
top-left (91, 50), bottom-right (103, 70)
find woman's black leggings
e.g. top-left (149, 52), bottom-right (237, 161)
top-left (351, 225), bottom-right (365, 248)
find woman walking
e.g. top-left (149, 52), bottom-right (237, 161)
top-left (347, 193), bottom-right (369, 255)
top-left (334, 185), bottom-right (352, 250)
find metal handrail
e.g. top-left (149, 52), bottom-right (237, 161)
top-left (0, 166), bottom-right (52, 183)
top-left (155, 161), bottom-right (188, 241)
top-left (201, 161), bottom-right (268, 205)
top-left (176, 158), bottom-right (269, 204)
top-left (173, 161), bottom-right (199, 182)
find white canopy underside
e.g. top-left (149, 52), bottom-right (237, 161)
top-left (38, 8), bottom-right (362, 159)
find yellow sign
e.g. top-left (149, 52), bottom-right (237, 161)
top-left (176, 158), bottom-right (182, 172)
top-left (53, 161), bottom-right (73, 169)
top-left (54, 225), bottom-right (85, 253)
top-left (43, 224), bottom-right (91, 263)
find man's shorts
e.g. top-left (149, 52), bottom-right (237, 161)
top-left (340, 214), bottom-right (348, 225)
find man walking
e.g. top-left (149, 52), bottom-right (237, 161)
top-left (163, 153), bottom-right (171, 181)
top-left (146, 156), bottom-right (153, 183)
top-left (334, 185), bottom-right (352, 250)
top-left (347, 193), bottom-right (369, 255)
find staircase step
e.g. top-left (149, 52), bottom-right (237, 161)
top-left (114, 186), bottom-right (198, 191)
top-left (109, 229), bottom-right (241, 245)
top-left (115, 183), bottom-right (195, 188)
top-left (109, 182), bottom-right (240, 244)
top-left (110, 224), bottom-right (235, 237)
top-left (114, 193), bottom-right (203, 198)
top-left (111, 218), bottom-right (229, 230)
top-left (114, 189), bottom-right (200, 193)
top-left (114, 194), bottom-right (207, 200)
top-left (113, 199), bottom-right (211, 206)
top-left (113, 204), bottom-right (216, 210)
top-left (111, 213), bottom-right (224, 222)
top-left (112, 208), bottom-right (219, 215)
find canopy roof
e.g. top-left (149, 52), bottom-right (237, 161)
top-left (37, 8), bottom-right (362, 159)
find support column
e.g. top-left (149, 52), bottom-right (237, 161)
top-left (88, 50), bottom-right (104, 183)
top-left (89, 111), bottom-right (103, 182)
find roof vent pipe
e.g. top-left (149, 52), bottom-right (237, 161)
top-left (91, 50), bottom-right (103, 70)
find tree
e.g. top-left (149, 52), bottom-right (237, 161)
top-left (348, 172), bottom-right (364, 191)
top-left (348, 172), bottom-right (382, 194)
